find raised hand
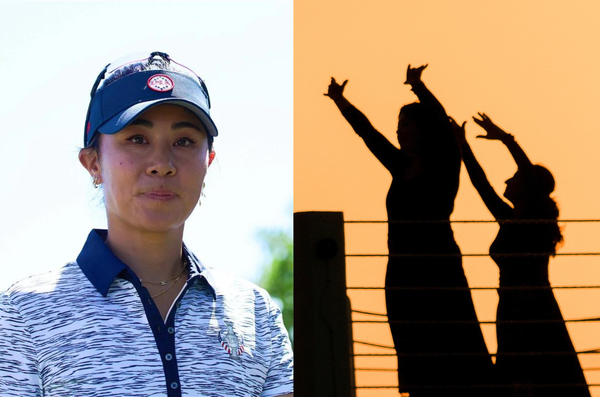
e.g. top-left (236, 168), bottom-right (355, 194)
top-left (324, 77), bottom-right (348, 100)
top-left (449, 116), bottom-right (467, 146)
top-left (404, 64), bottom-right (428, 86)
top-left (473, 113), bottom-right (510, 141)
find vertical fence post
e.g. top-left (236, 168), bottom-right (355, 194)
top-left (295, 211), bottom-right (356, 397)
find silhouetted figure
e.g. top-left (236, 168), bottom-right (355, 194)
top-left (452, 114), bottom-right (590, 397)
top-left (326, 66), bottom-right (494, 396)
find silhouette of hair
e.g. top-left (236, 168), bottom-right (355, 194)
top-left (398, 102), bottom-right (442, 145)
top-left (399, 102), bottom-right (426, 119)
top-left (529, 164), bottom-right (556, 195)
top-left (519, 165), bottom-right (563, 255)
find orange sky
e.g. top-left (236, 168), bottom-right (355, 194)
top-left (295, 1), bottom-right (600, 395)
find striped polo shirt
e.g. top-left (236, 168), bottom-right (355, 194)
top-left (0, 229), bottom-right (294, 396)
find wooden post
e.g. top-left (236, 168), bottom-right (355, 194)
top-left (294, 211), bottom-right (356, 397)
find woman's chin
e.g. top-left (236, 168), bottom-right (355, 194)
top-left (131, 200), bottom-right (194, 231)
top-left (121, 210), bottom-right (189, 234)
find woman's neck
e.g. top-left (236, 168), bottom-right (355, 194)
top-left (105, 223), bottom-right (185, 283)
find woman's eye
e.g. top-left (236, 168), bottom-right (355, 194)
top-left (175, 137), bottom-right (195, 146)
top-left (127, 135), bottom-right (147, 144)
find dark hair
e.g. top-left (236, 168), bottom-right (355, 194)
top-left (398, 102), bottom-right (446, 144)
top-left (529, 165), bottom-right (555, 196)
top-left (399, 102), bottom-right (428, 130)
top-left (520, 166), bottom-right (563, 255)
top-left (100, 54), bottom-right (172, 89)
top-left (523, 197), bottom-right (563, 256)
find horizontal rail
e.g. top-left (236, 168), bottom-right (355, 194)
top-left (354, 340), bottom-right (395, 349)
top-left (345, 219), bottom-right (600, 224)
top-left (354, 350), bottom-right (600, 357)
top-left (356, 383), bottom-right (600, 389)
top-left (355, 367), bottom-right (398, 371)
top-left (347, 252), bottom-right (600, 257)
top-left (354, 367), bottom-right (600, 372)
top-left (353, 310), bottom-right (389, 316)
top-left (348, 285), bottom-right (600, 290)
top-left (353, 318), bottom-right (600, 324)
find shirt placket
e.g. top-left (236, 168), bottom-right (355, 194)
top-left (123, 271), bottom-right (199, 397)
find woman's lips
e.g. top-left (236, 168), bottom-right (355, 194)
top-left (142, 190), bottom-right (177, 200)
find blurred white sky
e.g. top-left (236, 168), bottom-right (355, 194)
top-left (0, 1), bottom-right (292, 290)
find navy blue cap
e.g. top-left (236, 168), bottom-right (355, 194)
top-left (84, 53), bottom-right (218, 147)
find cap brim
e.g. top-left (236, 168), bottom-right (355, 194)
top-left (97, 98), bottom-right (218, 137)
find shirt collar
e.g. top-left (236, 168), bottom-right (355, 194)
top-left (77, 229), bottom-right (218, 298)
top-left (182, 244), bottom-right (220, 298)
top-left (77, 229), bottom-right (126, 297)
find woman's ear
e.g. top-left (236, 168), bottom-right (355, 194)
top-left (79, 148), bottom-right (102, 181)
top-left (208, 150), bottom-right (216, 167)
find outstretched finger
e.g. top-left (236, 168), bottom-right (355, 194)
top-left (341, 79), bottom-right (348, 88)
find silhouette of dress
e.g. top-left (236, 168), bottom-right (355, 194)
top-left (461, 138), bottom-right (590, 397)
top-left (340, 81), bottom-right (494, 396)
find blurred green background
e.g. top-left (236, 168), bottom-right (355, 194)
top-left (257, 228), bottom-right (293, 346)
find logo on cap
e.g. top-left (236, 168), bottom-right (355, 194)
top-left (147, 74), bottom-right (174, 92)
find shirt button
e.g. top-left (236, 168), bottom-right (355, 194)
top-left (170, 382), bottom-right (179, 389)
top-left (168, 327), bottom-right (175, 334)
top-left (165, 353), bottom-right (173, 361)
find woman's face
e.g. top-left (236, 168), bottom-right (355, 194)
top-left (504, 171), bottom-right (525, 203)
top-left (397, 112), bottom-right (421, 150)
top-left (82, 104), bottom-right (214, 234)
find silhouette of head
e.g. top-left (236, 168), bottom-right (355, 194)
top-left (397, 103), bottom-right (427, 150)
top-left (505, 165), bottom-right (562, 254)
top-left (504, 165), bottom-right (555, 204)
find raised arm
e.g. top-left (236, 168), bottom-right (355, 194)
top-left (450, 117), bottom-right (513, 220)
top-left (404, 64), bottom-right (447, 121)
top-left (325, 77), bottom-right (401, 173)
top-left (473, 113), bottom-right (533, 172)
top-left (324, 77), bottom-right (351, 112)
top-left (403, 64), bottom-right (460, 170)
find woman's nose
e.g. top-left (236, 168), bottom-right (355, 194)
top-left (146, 147), bottom-right (176, 176)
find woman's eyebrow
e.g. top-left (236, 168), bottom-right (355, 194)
top-left (130, 119), bottom-right (153, 128)
top-left (172, 121), bottom-right (205, 133)
top-left (128, 119), bottom-right (204, 133)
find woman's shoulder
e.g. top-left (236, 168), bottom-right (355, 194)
top-left (2, 262), bottom-right (84, 306)
top-left (196, 263), bottom-right (280, 311)
top-left (203, 265), bottom-right (272, 300)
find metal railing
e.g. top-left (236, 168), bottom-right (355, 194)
top-left (345, 218), bottom-right (600, 396)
